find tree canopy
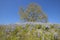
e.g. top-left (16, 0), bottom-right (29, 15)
top-left (19, 3), bottom-right (48, 23)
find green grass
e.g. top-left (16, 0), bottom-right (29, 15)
top-left (0, 24), bottom-right (60, 40)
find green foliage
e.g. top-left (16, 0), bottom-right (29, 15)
top-left (0, 24), bottom-right (60, 40)
top-left (19, 3), bottom-right (48, 22)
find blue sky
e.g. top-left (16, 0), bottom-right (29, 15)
top-left (0, 0), bottom-right (60, 24)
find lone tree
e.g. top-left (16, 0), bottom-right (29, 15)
top-left (19, 3), bottom-right (48, 23)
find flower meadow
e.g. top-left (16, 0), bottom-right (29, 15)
top-left (0, 23), bottom-right (60, 40)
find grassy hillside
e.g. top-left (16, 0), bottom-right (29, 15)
top-left (0, 23), bottom-right (60, 40)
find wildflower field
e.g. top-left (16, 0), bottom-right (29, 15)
top-left (0, 23), bottom-right (60, 40)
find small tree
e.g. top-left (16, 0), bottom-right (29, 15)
top-left (19, 3), bottom-right (48, 23)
